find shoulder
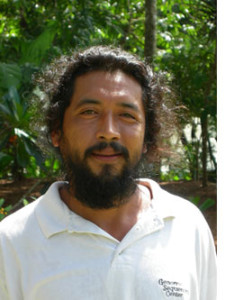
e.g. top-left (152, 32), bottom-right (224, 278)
top-left (0, 196), bottom-right (41, 239)
top-left (0, 181), bottom-right (66, 240)
top-left (141, 179), bottom-right (216, 253)
top-left (139, 178), bottom-right (212, 231)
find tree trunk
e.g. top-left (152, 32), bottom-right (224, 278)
top-left (144, 0), bottom-right (159, 179)
top-left (207, 135), bottom-right (217, 171)
top-left (200, 114), bottom-right (208, 187)
top-left (194, 139), bottom-right (200, 181)
top-left (144, 0), bottom-right (157, 66)
top-left (200, 50), bottom-right (216, 187)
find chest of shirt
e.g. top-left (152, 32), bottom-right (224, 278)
top-left (19, 228), bottom-right (197, 300)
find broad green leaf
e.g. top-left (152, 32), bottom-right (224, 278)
top-left (0, 102), bottom-right (12, 117)
top-left (1, 87), bottom-right (28, 124)
top-left (25, 140), bottom-right (46, 169)
top-left (190, 196), bottom-right (200, 206)
top-left (199, 198), bottom-right (215, 211)
top-left (0, 152), bottom-right (13, 169)
top-left (23, 199), bottom-right (29, 206)
top-left (14, 128), bottom-right (30, 139)
top-left (0, 198), bottom-right (5, 207)
top-left (0, 63), bottom-right (22, 89)
top-left (0, 134), bottom-right (11, 150)
top-left (16, 139), bottom-right (30, 168)
top-left (20, 26), bottom-right (57, 66)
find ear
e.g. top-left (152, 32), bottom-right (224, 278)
top-left (51, 130), bottom-right (62, 147)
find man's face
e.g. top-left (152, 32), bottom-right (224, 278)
top-left (52, 70), bottom-right (146, 208)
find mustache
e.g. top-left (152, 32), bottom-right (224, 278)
top-left (84, 142), bottom-right (129, 160)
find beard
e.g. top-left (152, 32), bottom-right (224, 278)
top-left (61, 141), bottom-right (142, 209)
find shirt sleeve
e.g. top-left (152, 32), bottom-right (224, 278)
top-left (0, 239), bottom-right (10, 300)
top-left (0, 220), bottom-right (23, 300)
top-left (197, 212), bottom-right (217, 300)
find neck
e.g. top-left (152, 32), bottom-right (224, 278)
top-left (59, 183), bottom-right (151, 241)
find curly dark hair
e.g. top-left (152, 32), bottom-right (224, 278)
top-left (33, 45), bottom-right (177, 162)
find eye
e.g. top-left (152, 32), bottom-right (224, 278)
top-left (80, 109), bottom-right (97, 115)
top-left (120, 113), bottom-right (136, 120)
top-left (78, 109), bottom-right (99, 119)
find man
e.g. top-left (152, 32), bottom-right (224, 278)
top-left (0, 46), bottom-right (216, 299)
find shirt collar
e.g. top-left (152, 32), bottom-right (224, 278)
top-left (35, 182), bottom-right (70, 238)
top-left (138, 178), bottom-right (176, 219)
top-left (35, 180), bottom-right (176, 239)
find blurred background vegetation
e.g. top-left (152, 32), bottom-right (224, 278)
top-left (0, 0), bottom-right (216, 202)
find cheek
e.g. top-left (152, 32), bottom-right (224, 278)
top-left (125, 126), bottom-right (145, 152)
top-left (63, 115), bottom-right (96, 144)
top-left (133, 123), bottom-right (145, 140)
top-left (63, 128), bottom-right (95, 158)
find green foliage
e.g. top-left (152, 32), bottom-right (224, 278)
top-left (160, 169), bottom-right (191, 182)
top-left (23, 199), bottom-right (29, 206)
top-left (156, 0), bottom-right (217, 184)
top-left (0, 0), bottom-right (217, 184)
top-left (156, 0), bottom-right (216, 118)
top-left (0, 198), bottom-right (12, 221)
top-left (0, 86), bottom-right (46, 179)
top-left (20, 26), bottom-right (57, 66)
top-left (0, 0), bottom-right (146, 180)
top-left (189, 196), bottom-right (215, 212)
top-left (0, 63), bottom-right (22, 90)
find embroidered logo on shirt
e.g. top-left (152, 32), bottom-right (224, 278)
top-left (158, 278), bottom-right (189, 298)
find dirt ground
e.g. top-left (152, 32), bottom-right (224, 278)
top-left (0, 178), bottom-right (217, 247)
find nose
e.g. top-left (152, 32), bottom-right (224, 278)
top-left (96, 112), bottom-right (120, 141)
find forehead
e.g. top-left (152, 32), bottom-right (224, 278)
top-left (72, 70), bottom-right (143, 104)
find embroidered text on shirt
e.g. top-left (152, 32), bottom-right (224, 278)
top-left (158, 278), bottom-right (189, 298)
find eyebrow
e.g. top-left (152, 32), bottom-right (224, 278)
top-left (76, 99), bottom-right (101, 108)
top-left (118, 102), bottom-right (139, 112)
top-left (76, 98), bottom-right (140, 112)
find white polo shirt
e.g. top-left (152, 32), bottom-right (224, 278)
top-left (0, 179), bottom-right (216, 300)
